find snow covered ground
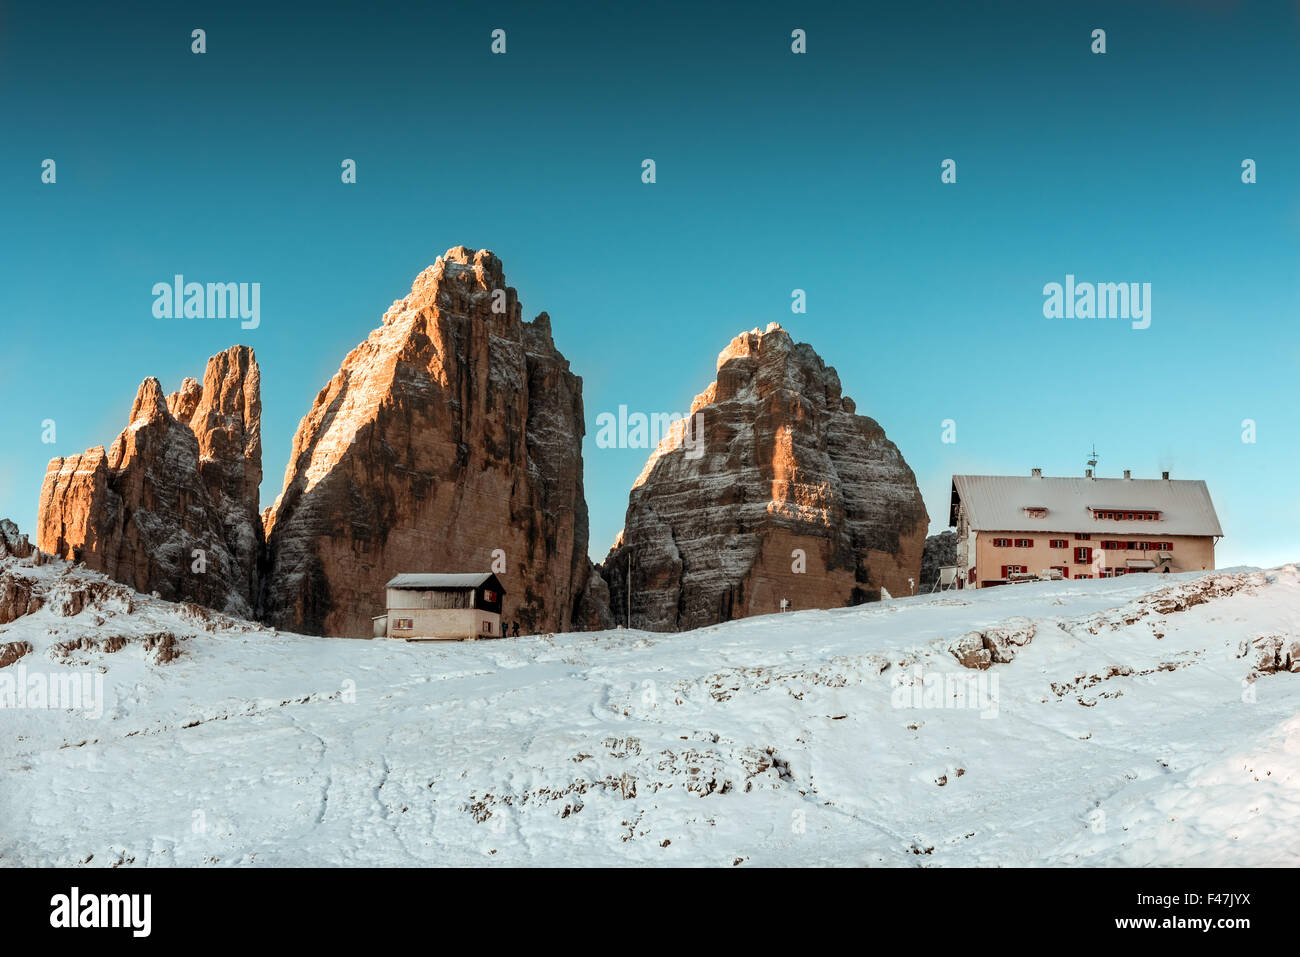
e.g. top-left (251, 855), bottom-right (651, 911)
top-left (2, 555), bottom-right (1299, 867)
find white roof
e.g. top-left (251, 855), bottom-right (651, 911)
top-left (386, 573), bottom-right (498, 590)
top-left (950, 475), bottom-right (1223, 537)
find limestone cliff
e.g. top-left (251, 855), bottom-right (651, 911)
top-left (261, 246), bottom-right (595, 638)
top-left (603, 323), bottom-right (927, 631)
top-left (36, 346), bottom-right (263, 616)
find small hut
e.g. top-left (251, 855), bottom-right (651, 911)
top-left (379, 573), bottom-right (505, 641)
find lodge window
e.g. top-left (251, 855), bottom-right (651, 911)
top-left (992, 538), bottom-right (1012, 547)
top-left (1074, 547), bottom-right (1092, 564)
top-left (484, 589), bottom-right (499, 603)
top-left (481, 620), bottom-right (493, 634)
top-left (1001, 565), bottom-right (1027, 577)
top-left (1014, 538), bottom-right (1033, 548)
top-left (1050, 539), bottom-right (1068, 548)
top-left (1152, 542), bottom-right (1173, 551)
top-left (394, 618), bottom-right (414, 629)
top-left (1076, 533), bottom-right (1091, 540)
top-left (1051, 566), bottom-right (1069, 578)
top-left (1075, 574), bottom-right (1094, 579)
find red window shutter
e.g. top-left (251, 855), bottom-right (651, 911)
top-left (1001, 565), bottom-right (1008, 578)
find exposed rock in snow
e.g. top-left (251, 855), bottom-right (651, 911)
top-left (1250, 632), bottom-right (1300, 675)
top-left (0, 574), bottom-right (43, 625)
top-left (0, 519), bottom-right (33, 560)
top-left (948, 573), bottom-right (1264, 669)
top-left (603, 323), bottom-right (928, 631)
top-left (35, 347), bottom-right (263, 618)
top-left (0, 639), bottom-right (32, 668)
top-left (261, 246), bottom-right (598, 638)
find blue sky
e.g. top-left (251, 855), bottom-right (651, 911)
top-left (2, 0), bottom-right (1297, 568)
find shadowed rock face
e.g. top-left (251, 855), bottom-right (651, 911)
top-left (260, 246), bottom-right (596, 638)
top-left (921, 530), bottom-right (958, 590)
top-left (602, 323), bottom-right (928, 631)
top-left (36, 346), bottom-right (263, 616)
top-left (0, 519), bottom-right (34, 559)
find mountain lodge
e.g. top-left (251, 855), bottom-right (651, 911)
top-left (948, 469), bottom-right (1222, 588)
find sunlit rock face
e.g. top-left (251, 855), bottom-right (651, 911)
top-left (603, 323), bottom-right (927, 631)
top-left (37, 346), bottom-right (263, 616)
top-left (261, 246), bottom-right (598, 638)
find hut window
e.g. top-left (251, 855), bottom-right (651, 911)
top-left (484, 589), bottom-right (499, 603)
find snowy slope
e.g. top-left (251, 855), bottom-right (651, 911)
top-left (2, 554), bottom-right (1299, 867)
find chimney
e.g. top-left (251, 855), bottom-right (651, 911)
top-left (1031, 468), bottom-right (1042, 478)
top-left (1123, 469), bottom-right (1131, 480)
top-left (1161, 471), bottom-right (1170, 480)
top-left (1085, 468), bottom-right (1094, 479)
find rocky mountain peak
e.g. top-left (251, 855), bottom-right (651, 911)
top-left (128, 377), bottom-right (171, 425)
top-left (602, 326), bottom-right (927, 631)
top-left (166, 377), bottom-right (203, 421)
top-left (37, 346), bottom-right (264, 617)
top-left (261, 248), bottom-right (600, 638)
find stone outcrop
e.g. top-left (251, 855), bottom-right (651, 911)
top-left (261, 246), bottom-right (597, 638)
top-left (0, 572), bottom-right (43, 625)
top-left (1249, 633), bottom-right (1300, 675)
top-left (602, 323), bottom-right (928, 631)
top-left (0, 519), bottom-right (33, 559)
top-left (574, 565), bottom-right (616, 632)
top-left (920, 530), bottom-right (957, 590)
top-left (36, 347), bottom-right (263, 617)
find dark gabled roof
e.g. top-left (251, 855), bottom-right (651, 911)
top-left (385, 573), bottom-right (504, 592)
